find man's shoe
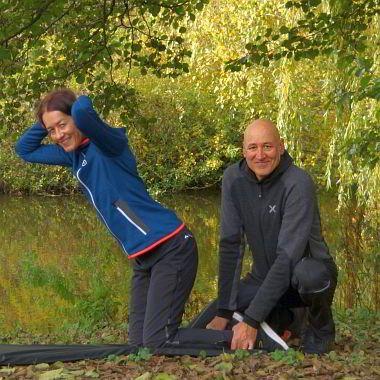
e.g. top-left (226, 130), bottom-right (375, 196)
top-left (300, 327), bottom-right (334, 355)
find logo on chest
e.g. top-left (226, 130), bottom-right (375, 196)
top-left (268, 204), bottom-right (277, 214)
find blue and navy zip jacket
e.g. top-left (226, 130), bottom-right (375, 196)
top-left (15, 95), bottom-right (184, 258)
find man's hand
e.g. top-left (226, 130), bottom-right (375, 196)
top-left (206, 316), bottom-right (229, 330)
top-left (231, 322), bottom-right (257, 350)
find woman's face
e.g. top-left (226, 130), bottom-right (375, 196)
top-left (42, 111), bottom-right (84, 152)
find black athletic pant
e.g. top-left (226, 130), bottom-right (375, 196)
top-left (190, 257), bottom-right (338, 341)
top-left (128, 227), bottom-right (235, 351)
top-left (128, 227), bottom-right (199, 348)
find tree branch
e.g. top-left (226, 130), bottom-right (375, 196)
top-left (1, 0), bottom-right (57, 46)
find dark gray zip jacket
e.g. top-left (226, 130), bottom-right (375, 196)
top-left (217, 151), bottom-right (334, 324)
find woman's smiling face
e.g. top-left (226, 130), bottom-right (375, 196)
top-left (43, 110), bottom-right (84, 152)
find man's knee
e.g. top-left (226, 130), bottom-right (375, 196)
top-left (291, 257), bottom-right (334, 295)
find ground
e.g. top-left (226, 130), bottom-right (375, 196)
top-left (0, 310), bottom-right (379, 379)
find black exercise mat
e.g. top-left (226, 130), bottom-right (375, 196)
top-left (0, 344), bottom-right (249, 365)
top-left (0, 344), bottom-right (133, 365)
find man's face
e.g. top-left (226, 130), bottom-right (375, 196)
top-left (43, 111), bottom-right (84, 152)
top-left (243, 123), bottom-right (284, 181)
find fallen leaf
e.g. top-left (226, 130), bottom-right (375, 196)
top-left (52, 361), bottom-right (65, 368)
top-left (154, 373), bottom-right (176, 380)
top-left (255, 369), bottom-right (267, 376)
top-left (70, 370), bottom-right (85, 376)
top-left (84, 370), bottom-right (100, 378)
top-left (37, 368), bottom-right (63, 380)
top-left (0, 367), bottom-right (16, 375)
top-left (134, 372), bottom-right (152, 380)
top-left (35, 363), bottom-right (50, 370)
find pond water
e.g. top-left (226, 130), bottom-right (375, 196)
top-left (0, 190), bottom-right (375, 336)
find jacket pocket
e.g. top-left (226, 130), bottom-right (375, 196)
top-left (114, 199), bottom-right (150, 235)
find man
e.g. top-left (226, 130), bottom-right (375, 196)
top-left (191, 119), bottom-right (338, 354)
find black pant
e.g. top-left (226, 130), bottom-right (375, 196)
top-left (128, 227), bottom-right (235, 351)
top-left (190, 257), bottom-right (338, 341)
top-left (128, 227), bottom-right (199, 348)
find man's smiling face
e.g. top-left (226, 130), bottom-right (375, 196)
top-left (243, 120), bottom-right (285, 181)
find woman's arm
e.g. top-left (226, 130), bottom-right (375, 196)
top-left (15, 123), bottom-right (72, 167)
top-left (71, 96), bottom-right (127, 156)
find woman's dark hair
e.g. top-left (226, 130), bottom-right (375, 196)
top-left (36, 89), bottom-right (77, 126)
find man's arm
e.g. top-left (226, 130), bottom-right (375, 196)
top-left (244, 174), bottom-right (316, 325)
top-left (15, 122), bottom-right (72, 167)
top-left (71, 96), bottom-right (127, 156)
top-left (208, 167), bottom-right (244, 329)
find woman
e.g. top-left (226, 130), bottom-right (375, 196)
top-left (15, 89), bottom-right (198, 349)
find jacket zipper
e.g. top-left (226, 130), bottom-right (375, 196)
top-left (76, 160), bottom-right (128, 254)
top-left (115, 205), bottom-right (148, 235)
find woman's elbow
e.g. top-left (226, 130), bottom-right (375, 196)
top-left (14, 141), bottom-right (30, 161)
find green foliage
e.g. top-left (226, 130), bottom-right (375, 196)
top-left (20, 251), bottom-right (75, 302)
top-left (128, 347), bottom-right (153, 362)
top-left (214, 361), bottom-right (233, 373)
top-left (198, 350), bottom-right (207, 359)
top-left (345, 126), bottom-right (380, 168)
top-left (0, 0), bottom-right (209, 161)
top-left (270, 348), bottom-right (304, 365)
top-left (19, 251), bottom-right (121, 329)
top-left (0, 0), bottom-right (208, 84)
top-left (233, 349), bottom-right (251, 360)
top-left (227, 0), bottom-right (380, 99)
top-left (335, 308), bottom-right (380, 346)
top-left (129, 75), bottom-right (242, 192)
top-left (74, 280), bottom-right (121, 328)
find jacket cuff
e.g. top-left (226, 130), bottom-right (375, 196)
top-left (243, 314), bottom-right (260, 329)
top-left (217, 309), bottom-right (234, 320)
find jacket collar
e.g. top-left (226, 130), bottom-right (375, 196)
top-left (239, 150), bottom-right (293, 184)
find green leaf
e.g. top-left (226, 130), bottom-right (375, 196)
top-left (132, 44), bottom-right (142, 52)
top-left (309, 0), bottom-right (322, 6)
top-left (198, 350), bottom-right (207, 359)
top-left (215, 361), bottom-right (233, 373)
top-left (285, 1), bottom-right (294, 8)
top-left (148, 5), bottom-right (161, 17)
top-left (174, 6), bottom-right (185, 15)
top-left (75, 73), bottom-right (86, 84)
top-left (196, 2), bottom-right (205, 11)
top-left (0, 46), bottom-right (12, 60)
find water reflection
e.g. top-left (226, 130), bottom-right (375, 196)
top-left (0, 191), bottom-right (374, 335)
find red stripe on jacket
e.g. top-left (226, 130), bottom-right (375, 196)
top-left (128, 223), bottom-right (185, 259)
